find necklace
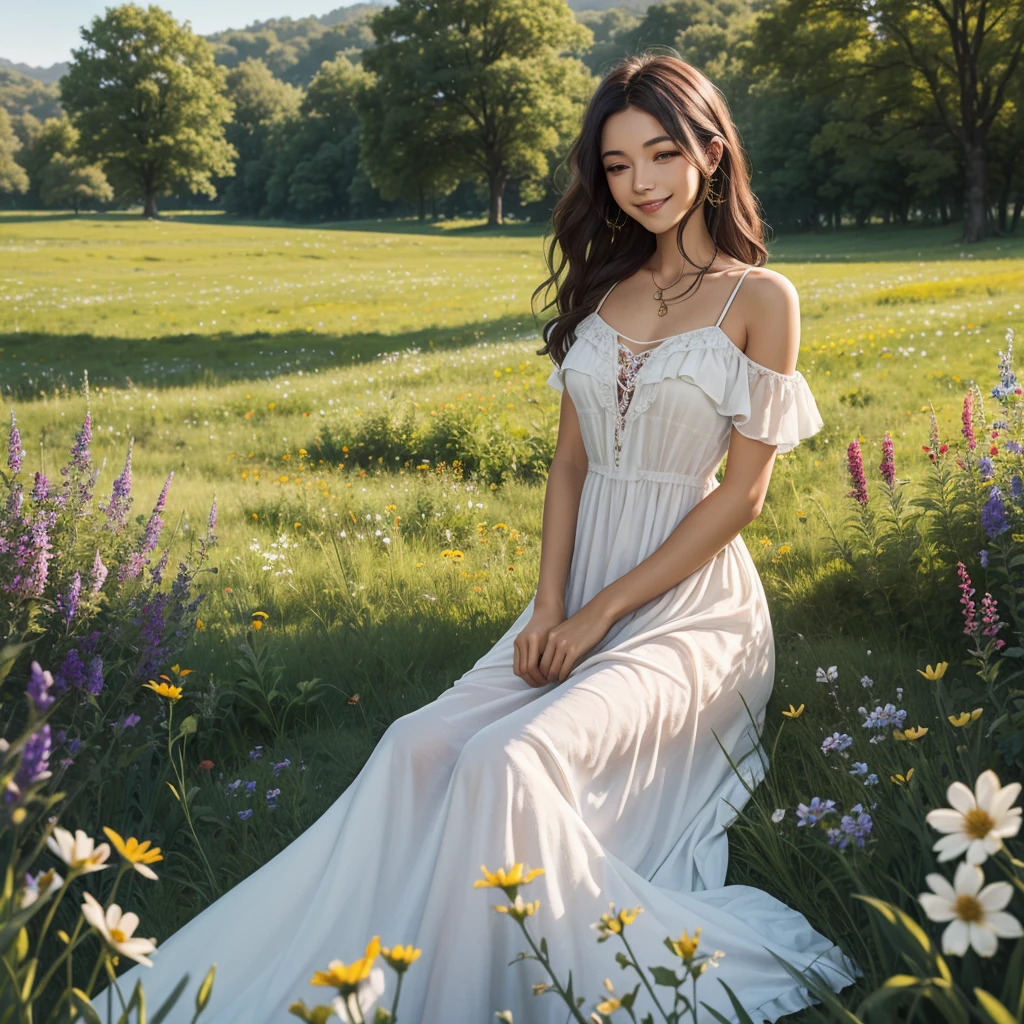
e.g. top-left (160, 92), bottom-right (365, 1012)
top-left (646, 263), bottom-right (685, 318)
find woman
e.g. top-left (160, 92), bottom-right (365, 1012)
top-left (93, 52), bottom-right (857, 1024)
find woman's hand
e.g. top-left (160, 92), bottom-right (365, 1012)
top-left (539, 602), bottom-right (612, 684)
top-left (514, 604), bottom-right (566, 687)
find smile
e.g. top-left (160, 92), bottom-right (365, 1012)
top-left (635, 196), bottom-right (670, 213)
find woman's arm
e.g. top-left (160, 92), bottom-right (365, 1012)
top-left (539, 273), bottom-right (802, 681)
top-left (514, 381), bottom-right (588, 686)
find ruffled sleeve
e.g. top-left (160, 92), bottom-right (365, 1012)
top-left (731, 363), bottom-right (824, 454)
top-left (546, 362), bottom-right (565, 392)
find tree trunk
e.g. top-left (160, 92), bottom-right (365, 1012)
top-left (143, 187), bottom-right (158, 219)
top-left (962, 143), bottom-right (988, 243)
top-left (488, 171), bottom-right (505, 227)
top-left (418, 183), bottom-right (425, 222)
top-left (1012, 193), bottom-right (1023, 233)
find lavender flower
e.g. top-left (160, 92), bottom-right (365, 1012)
top-left (1013, 475), bottom-right (1024, 503)
top-left (272, 758), bottom-right (291, 776)
top-left (979, 549), bottom-right (989, 568)
top-left (848, 762), bottom-right (869, 776)
top-left (991, 331), bottom-right (1019, 401)
top-left (266, 788), bottom-right (280, 809)
top-left (226, 779), bottom-right (242, 795)
top-left (32, 472), bottom-right (50, 502)
top-left (102, 439), bottom-right (134, 531)
top-left (7, 725), bottom-right (52, 803)
top-left (821, 732), bottom-right (853, 754)
top-left (208, 495), bottom-right (218, 536)
top-left (54, 649), bottom-right (87, 692)
top-left (7, 411), bottom-right (24, 475)
top-left (237, 808), bottom-right (253, 821)
top-left (70, 412), bottom-right (92, 472)
top-left (1005, 440), bottom-right (1024, 455)
top-left (86, 656), bottom-right (104, 696)
top-left (846, 440), bottom-right (868, 505)
top-left (859, 703), bottom-right (907, 730)
top-left (27, 661), bottom-right (55, 712)
top-left (981, 486), bottom-right (1011, 538)
top-left (977, 456), bottom-right (995, 481)
top-left (57, 572), bottom-right (82, 625)
top-left (828, 805), bottom-right (873, 850)
top-left (249, 746), bottom-right (263, 760)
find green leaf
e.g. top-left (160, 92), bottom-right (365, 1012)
top-left (167, 782), bottom-right (181, 802)
top-left (148, 974), bottom-right (190, 1024)
top-left (648, 965), bottom-right (682, 989)
top-left (69, 988), bottom-right (103, 1024)
top-left (0, 643), bottom-right (34, 688)
top-left (176, 715), bottom-right (198, 739)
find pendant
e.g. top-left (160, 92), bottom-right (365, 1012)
top-left (658, 300), bottom-right (668, 316)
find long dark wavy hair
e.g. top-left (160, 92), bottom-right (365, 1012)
top-left (533, 51), bottom-right (769, 368)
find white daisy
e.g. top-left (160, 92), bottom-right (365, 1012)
top-left (919, 860), bottom-right (1022, 957)
top-left (925, 769), bottom-right (1022, 864)
top-left (80, 892), bottom-right (158, 966)
top-left (20, 869), bottom-right (64, 909)
top-left (46, 826), bottom-right (111, 873)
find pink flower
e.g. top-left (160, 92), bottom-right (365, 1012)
top-left (846, 440), bottom-right (868, 505)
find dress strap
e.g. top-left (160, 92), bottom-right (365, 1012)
top-left (715, 267), bottom-right (753, 327)
top-left (595, 280), bottom-right (621, 313)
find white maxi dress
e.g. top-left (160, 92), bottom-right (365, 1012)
top-left (92, 267), bottom-right (858, 1023)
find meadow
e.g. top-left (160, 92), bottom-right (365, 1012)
top-left (2, 210), bottom-right (1024, 1021)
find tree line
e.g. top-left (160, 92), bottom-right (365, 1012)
top-left (0, 0), bottom-right (1021, 241)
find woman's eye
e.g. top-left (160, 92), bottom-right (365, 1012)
top-left (605, 152), bottom-right (678, 173)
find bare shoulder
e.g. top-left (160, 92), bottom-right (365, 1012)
top-left (736, 266), bottom-right (801, 376)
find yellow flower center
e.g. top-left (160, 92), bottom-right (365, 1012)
top-left (964, 808), bottom-right (994, 839)
top-left (109, 927), bottom-right (126, 943)
top-left (954, 894), bottom-right (983, 923)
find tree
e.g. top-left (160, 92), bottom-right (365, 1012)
top-left (0, 108), bottom-right (29, 197)
top-left (753, 0), bottom-right (1024, 243)
top-left (60, 3), bottom-right (237, 218)
top-left (363, 0), bottom-right (596, 226)
top-left (16, 115), bottom-right (79, 204)
top-left (39, 154), bottom-right (114, 213)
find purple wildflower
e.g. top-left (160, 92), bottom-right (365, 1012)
top-left (796, 797), bottom-right (837, 827)
top-left (266, 788), bottom-right (280, 809)
top-left (249, 746), bottom-right (263, 760)
top-left (821, 732), bottom-right (853, 754)
top-left (237, 808), bottom-right (253, 821)
top-left (981, 486), bottom-right (1011, 538)
top-left (977, 456), bottom-right (995, 481)
top-left (57, 572), bottom-right (82, 625)
top-left (979, 549), bottom-right (989, 568)
top-left (8, 725), bottom-right (52, 803)
top-left (208, 495), bottom-right (217, 536)
top-left (848, 762), bottom-right (869, 776)
top-left (54, 649), bottom-right (87, 692)
top-left (225, 779), bottom-right (242, 794)
top-left (958, 561), bottom-right (978, 635)
top-left (7, 484), bottom-right (23, 516)
top-left (102, 439), bottom-right (134, 531)
top-left (991, 332), bottom-right (1020, 401)
top-left (244, 780), bottom-right (257, 793)
top-left (32, 472), bottom-right (50, 502)
top-left (828, 805), bottom-right (873, 850)
top-left (1013, 475), bottom-right (1024, 502)
top-left (86, 656), bottom-right (104, 696)
top-left (272, 758), bottom-right (291, 776)
top-left (70, 412), bottom-right (92, 472)
top-left (7, 411), bottom-right (24, 475)
top-left (1005, 440), bottom-right (1024, 455)
top-left (846, 440), bottom-right (868, 505)
top-left (27, 661), bottom-right (55, 712)
top-left (981, 593), bottom-right (1007, 649)
top-left (879, 433), bottom-right (895, 488)
top-left (859, 703), bottom-right (907, 730)
top-left (962, 393), bottom-right (976, 450)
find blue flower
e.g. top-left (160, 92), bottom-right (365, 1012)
top-left (796, 797), bottom-right (837, 826)
top-left (848, 762), bottom-right (869, 776)
top-left (272, 758), bottom-right (291, 776)
top-left (249, 746), bottom-right (263, 760)
top-left (821, 733), bottom-right (853, 754)
top-left (979, 549), bottom-right (989, 568)
top-left (981, 486), bottom-right (1011, 538)
top-left (237, 808), bottom-right (253, 821)
top-left (266, 787), bottom-right (281, 809)
top-left (977, 457), bottom-right (995, 481)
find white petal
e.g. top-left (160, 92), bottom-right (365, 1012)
top-left (989, 783), bottom-right (1022, 821)
top-left (105, 903), bottom-right (121, 931)
top-left (946, 781), bottom-right (977, 815)
top-left (80, 893), bottom-right (106, 933)
top-left (918, 893), bottom-right (956, 923)
top-left (968, 923), bottom-right (998, 957)
top-left (924, 872), bottom-right (957, 902)
top-left (926, 809), bottom-right (967, 835)
top-left (975, 770), bottom-right (1001, 812)
top-left (933, 833), bottom-right (971, 861)
top-left (953, 861), bottom-right (984, 897)
top-left (966, 840), bottom-right (991, 866)
top-left (977, 881), bottom-right (1014, 913)
top-left (942, 919), bottom-right (969, 956)
top-left (133, 862), bottom-right (159, 881)
top-left (986, 911), bottom-right (1024, 939)
top-left (993, 809), bottom-right (1023, 839)
top-left (117, 911), bottom-right (140, 938)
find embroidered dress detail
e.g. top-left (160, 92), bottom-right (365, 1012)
top-left (614, 345), bottom-right (653, 467)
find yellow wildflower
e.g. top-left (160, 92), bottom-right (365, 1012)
top-left (144, 680), bottom-right (182, 701)
top-left (492, 894), bottom-right (541, 922)
top-left (890, 769), bottom-right (915, 786)
top-left (101, 827), bottom-right (163, 880)
top-left (474, 862), bottom-right (544, 894)
top-left (917, 662), bottom-right (948, 681)
top-left (893, 725), bottom-right (929, 741)
top-left (782, 703), bottom-right (805, 719)
top-left (669, 927), bottom-right (702, 963)
top-left (309, 936), bottom-right (381, 993)
top-left (948, 709), bottom-right (983, 727)
top-left (380, 944), bottom-right (421, 973)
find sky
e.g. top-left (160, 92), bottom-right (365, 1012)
top-left (0, 1), bottom-right (348, 67)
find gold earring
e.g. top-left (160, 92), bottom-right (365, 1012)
top-left (704, 175), bottom-right (725, 207)
top-left (605, 206), bottom-right (627, 244)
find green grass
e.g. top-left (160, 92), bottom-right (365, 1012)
top-left (3, 210), bottom-right (1023, 1008)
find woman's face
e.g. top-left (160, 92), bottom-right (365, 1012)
top-left (599, 105), bottom-right (720, 234)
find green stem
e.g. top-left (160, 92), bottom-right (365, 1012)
top-left (514, 919), bottom-right (589, 1024)
top-left (617, 933), bottom-right (670, 1021)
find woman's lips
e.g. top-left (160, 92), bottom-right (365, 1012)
top-left (636, 196), bottom-right (670, 213)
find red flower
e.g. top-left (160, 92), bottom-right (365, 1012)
top-left (938, 444), bottom-right (949, 454)
top-left (198, 760), bottom-right (215, 771)
top-left (991, 445), bottom-right (999, 455)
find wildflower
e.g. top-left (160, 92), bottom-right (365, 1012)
top-left (70, 410), bottom-right (92, 472)
top-left (980, 593), bottom-right (1006, 648)
top-left (46, 826), bottom-right (111, 872)
top-left (208, 495), bottom-right (218, 536)
top-left (816, 665), bottom-right (838, 684)
top-left (9, 725), bottom-right (53, 802)
top-left (864, 774), bottom-right (879, 786)
top-left (962, 392), bottom-right (976, 450)
top-left (144, 679), bottom-right (182, 701)
top-left (991, 332), bottom-right (1019, 402)
top-left (796, 797), bottom-right (836, 826)
top-left (1013, 475), bottom-right (1024, 503)
top-left (272, 758), bottom-right (291, 776)
top-left (251, 610), bottom-right (269, 630)
top-left (27, 661), bottom-right (55, 713)
top-left (593, 903), bottom-right (643, 938)
top-left (861, 675), bottom-right (873, 688)
top-left (919, 861), bottom-right (1023, 957)
top-left (310, 936), bottom-right (382, 993)
top-left (781, 703), bottom-right (804, 719)
top-left (8, 411), bottom-right (24, 475)
top-left (249, 745), bottom-right (264, 760)
top-left (266, 788), bottom-right (280, 809)
top-left (846, 440), bottom-right (868, 505)
top-left (89, 550), bottom-right (107, 595)
top-left (101, 827), bottom-right (163, 880)
top-left (849, 762), bottom-right (869, 776)
top-left (237, 808), bottom-right (253, 821)
top-left (860, 703), bottom-right (908, 730)
top-left (771, 808), bottom-right (786, 823)
top-left (244, 780), bottom-right (257, 793)
top-left (917, 662), bottom-right (948, 680)
top-left (102, 439), bottom-right (134, 531)
top-left (893, 725), bottom-right (928, 741)
top-left (828, 804), bottom-right (873, 849)
top-left (958, 562), bottom-right (978, 635)
top-left (474, 862), bottom-right (544, 898)
top-left (492, 893), bottom-right (541, 922)
top-left (879, 433), bottom-right (895, 487)
top-left (948, 709), bottom-right (983, 727)
top-left (668, 927), bottom-right (701, 963)
top-left (32, 471), bottom-right (50, 502)
top-left (380, 944), bottom-right (422, 974)
top-left (80, 891), bottom-right (157, 966)
top-left (821, 732), bottom-right (853, 754)
top-left (20, 868), bottom-right (63, 909)
top-left (117, 714), bottom-right (141, 730)
top-left (198, 759), bottom-right (215, 770)
top-left (976, 456), bottom-right (995, 481)
top-left (925, 769), bottom-right (1022, 865)
top-left (891, 769), bottom-right (915, 786)
top-left (981, 486), bottom-right (1011, 538)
